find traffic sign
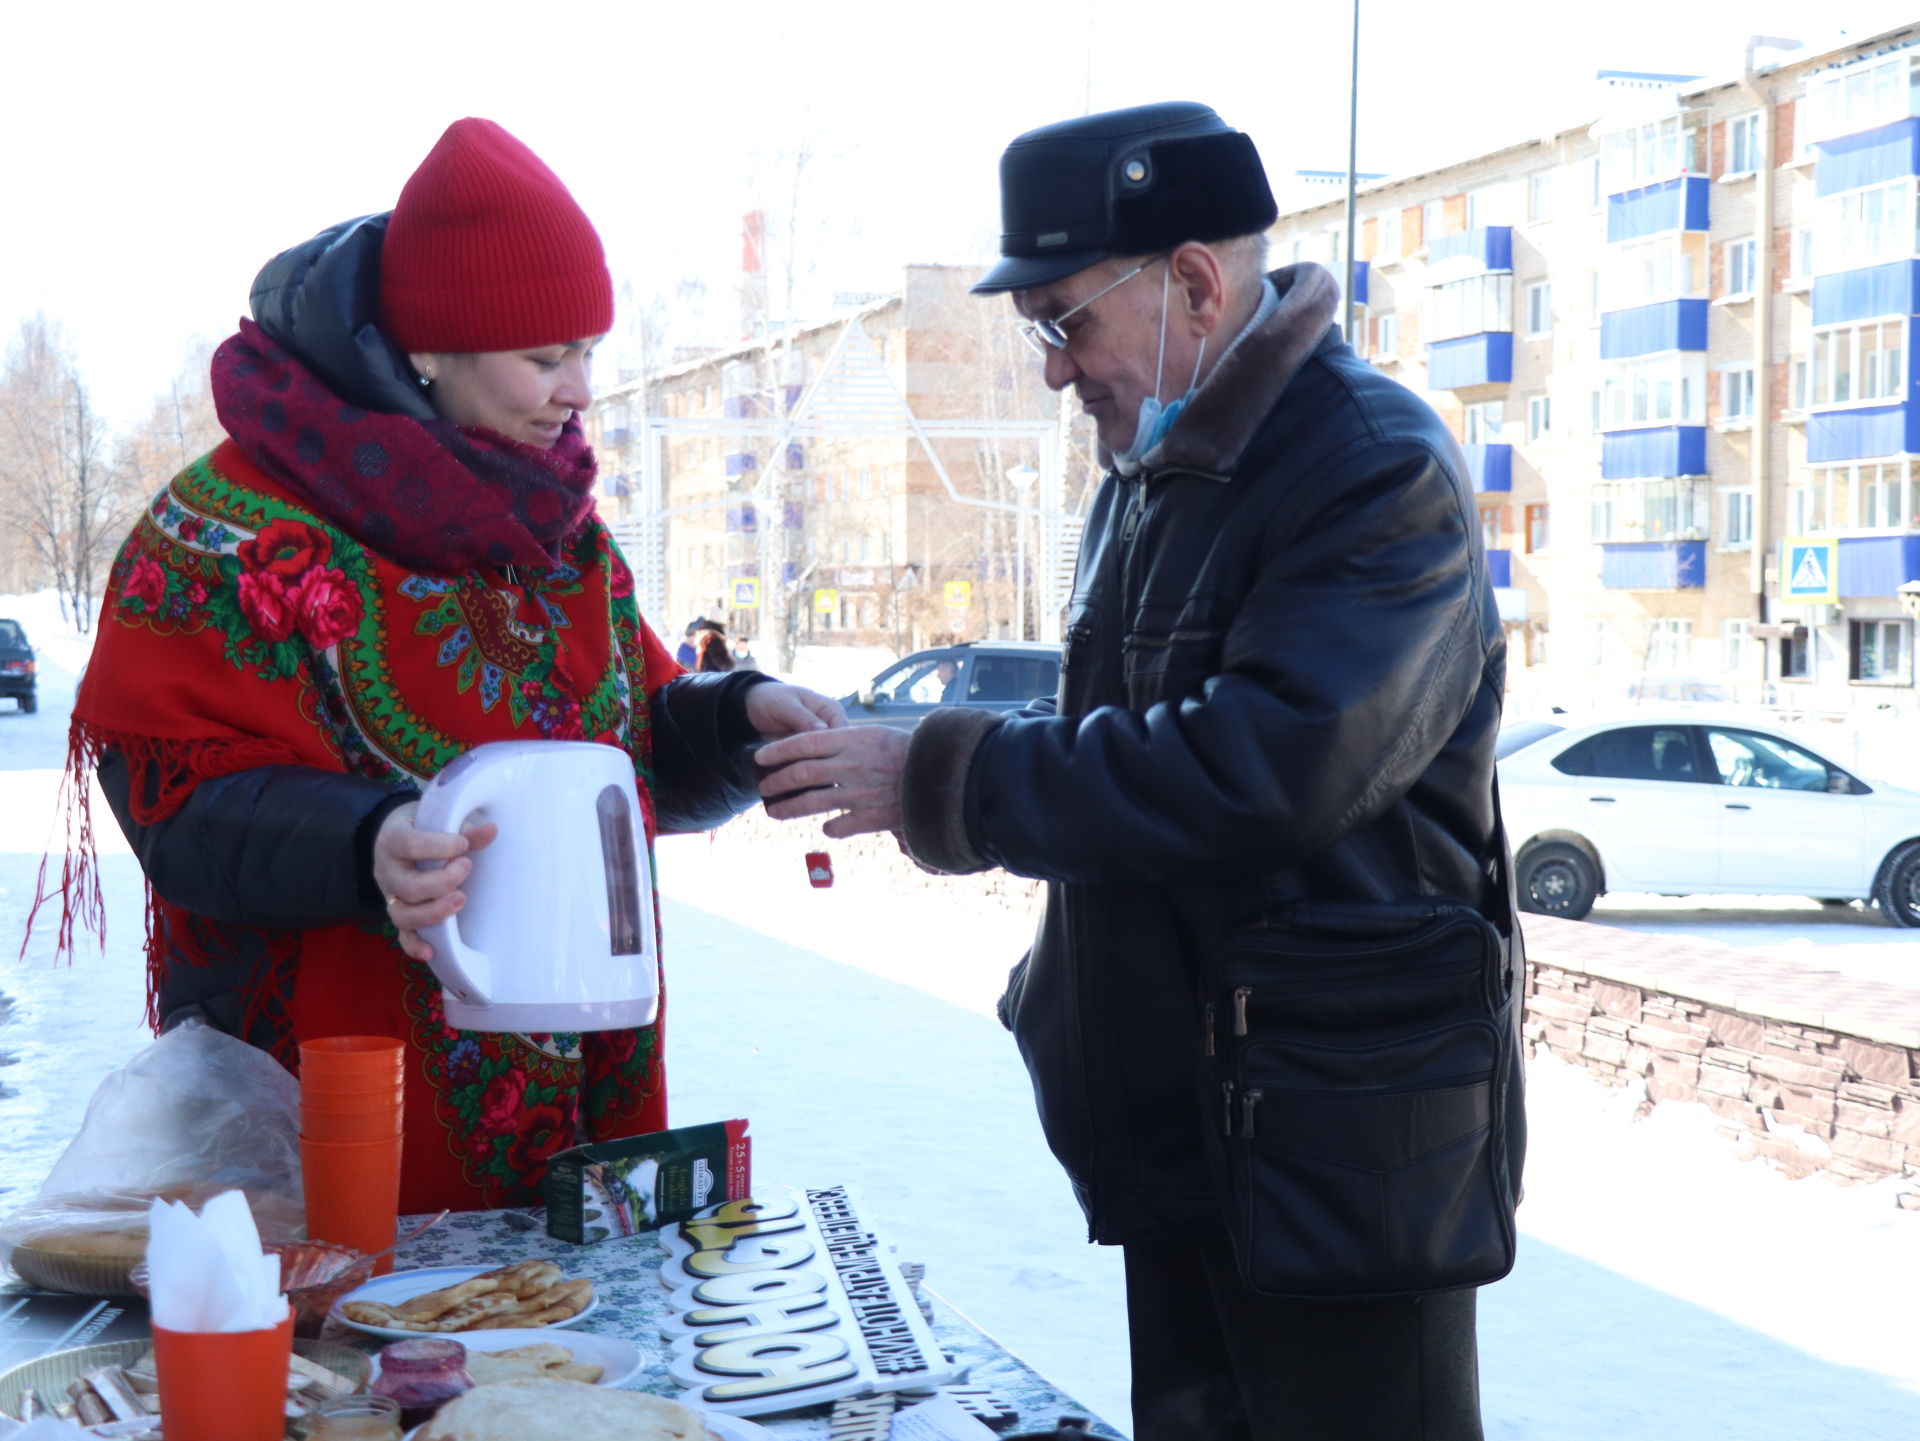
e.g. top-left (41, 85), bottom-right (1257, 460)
top-left (813, 587), bottom-right (839, 615)
top-left (943, 580), bottom-right (972, 609)
top-left (731, 578), bottom-right (760, 609)
top-left (1780, 537), bottom-right (1838, 604)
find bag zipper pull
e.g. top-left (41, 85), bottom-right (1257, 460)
top-left (1222, 1080), bottom-right (1235, 1136)
top-left (1233, 986), bottom-right (1251, 1036)
top-left (1241, 1087), bottom-right (1264, 1139)
top-left (1203, 1002), bottom-right (1216, 1056)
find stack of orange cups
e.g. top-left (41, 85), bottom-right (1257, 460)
top-left (300, 1036), bottom-right (404, 1275)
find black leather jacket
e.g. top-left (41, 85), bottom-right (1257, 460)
top-left (900, 265), bottom-right (1510, 1244)
top-left (100, 217), bottom-right (770, 1046)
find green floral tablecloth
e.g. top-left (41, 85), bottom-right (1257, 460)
top-left (321, 1209), bottom-right (1123, 1439)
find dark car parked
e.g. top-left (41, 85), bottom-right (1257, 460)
top-left (839, 642), bottom-right (1062, 731)
top-left (0, 618), bottom-right (36, 713)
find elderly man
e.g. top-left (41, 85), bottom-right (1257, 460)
top-left (758, 102), bottom-right (1523, 1440)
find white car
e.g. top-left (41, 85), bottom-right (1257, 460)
top-left (1496, 712), bottom-right (1920, 927)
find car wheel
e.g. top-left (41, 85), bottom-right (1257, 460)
top-left (1874, 841), bottom-right (1920, 929)
top-left (1518, 842), bottom-right (1599, 921)
top-left (19, 693), bottom-right (34, 714)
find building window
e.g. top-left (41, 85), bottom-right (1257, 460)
top-left (1720, 486), bottom-right (1754, 548)
top-left (1378, 210), bottom-right (1401, 260)
top-left (1724, 237), bottom-right (1756, 297)
top-left (1527, 171), bottom-right (1554, 222)
top-left (1603, 231), bottom-right (1707, 310)
top-left (1466, 186), bottom-right (1509, 228)
top-left (1600, 114), bottom-right (1696, 192)
top-left (1479, 506), bottom-right (1505, 552)
top-left (1525, 503), bottom-right (1550, 552)
top-left (1791, 228), bottom-right (1814, 280)
top-left (1464, 401), bottom-right (1504, 445)
top-left (1721, 618), bottom-right (1753, 673)
top-left (1851, 620), bottom-right (1912, 681)
top-left (1525, 282), bottom-right (1552, 337)
top-left (1788, 356), bottom-right (1809, 413)
top-left (1804, 52), bottom-right (1920, 147)
top-left (1373, 311), bottom-right (1400, 358)
top-left (1804, 459), bottom-right (1920, 531)
top-left (1528, 395), bottom-right (1552, 443)
top-left (1721, 365), bottom-right (1755, 422)
top-left (857, 467), bottom-right (873, 498)
top-left (1422, 199), bottom-right (1446, 243)
top-left (1726, 112), bottom-right (1762, 175)
top-left (1780, 630), bottom-right (1810, 678)
top-left (1589, 389), bottom-right (1603, 435)
top-left (1647, 618), bottom-right (1693, 671)
top-left (1422, 273), bottom-right (1512, 342)
top-left (1816, 179), bottom-right (1918, 273)
top-left (1811, 318), bottom-right (1907, 406)
top-left (1591, 477), bottom-right (1711, 541)
top-left (1589, 156), bottom-right (1603, 210)
top-left (1601, 352), bottom-right (1707, 429)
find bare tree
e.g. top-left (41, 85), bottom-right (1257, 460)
top-left (0, 316), bottom-right (125, 630)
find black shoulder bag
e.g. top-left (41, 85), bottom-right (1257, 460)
top-left (1198, 805), bottom-right (1527, 1300)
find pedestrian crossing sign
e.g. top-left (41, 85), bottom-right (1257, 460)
top-left (731, 578), bottom-right (760, 609)
top-left (1780, 536), bottom-right (1838, 604)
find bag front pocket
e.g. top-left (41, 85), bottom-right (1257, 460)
top-left (1227, 1022), bottom-right (1508, 1298)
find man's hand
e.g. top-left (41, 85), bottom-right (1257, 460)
top-left (372, 802), bottom-right (499, 961)
top-left (755, 726), bottom-right (910, 838)
top-left (744, 681), bottom-right (847, 738)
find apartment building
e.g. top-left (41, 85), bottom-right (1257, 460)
top-left (1269, 26), bottom-right (1920, 718)
top-left (586, 265), bottom-right (1075, 664)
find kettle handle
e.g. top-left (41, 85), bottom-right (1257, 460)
top-left (413, 751), bottom-right (513, 1007)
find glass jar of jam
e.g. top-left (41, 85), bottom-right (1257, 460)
top-left (303, 1395), bottom-right (403, 1441)
top-left (370, 1338), bottom-right (474, 1427)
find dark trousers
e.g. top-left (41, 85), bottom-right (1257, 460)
top-left (1123, 1239), bottom-right (1483, 1441)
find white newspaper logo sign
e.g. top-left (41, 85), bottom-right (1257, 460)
top-left (659, 1184), bottom-right (963, 1415)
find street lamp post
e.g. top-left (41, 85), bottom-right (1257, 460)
top-left (1006, 464), bottom-right (1040, 640)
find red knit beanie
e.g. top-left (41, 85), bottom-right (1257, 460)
top-left (380, 117), bottom-right (614, 354)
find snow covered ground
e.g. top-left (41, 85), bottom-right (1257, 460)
top-left (3, 592), bottom-right (1919, 1438)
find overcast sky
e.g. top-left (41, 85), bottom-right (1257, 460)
top-left (2, 0), bottom-right (1910, 426)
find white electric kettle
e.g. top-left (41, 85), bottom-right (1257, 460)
top-left (414, 740), bottom-right (658, 1033)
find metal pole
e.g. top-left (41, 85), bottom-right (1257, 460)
top-left (1016, 503), bottom-right (1029, 641)
top-left (1343, 0), bottom-right (1360, 341)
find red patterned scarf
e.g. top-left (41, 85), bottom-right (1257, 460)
top-left (212, 319), bottom-right (599, 574)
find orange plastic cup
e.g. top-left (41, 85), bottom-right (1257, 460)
top-left (302, 1109), bottom-right (402, 1142)
top-left (151, 1312), bottom-right (294, 1441)
top-left (302, 1132), bottom-right (403, 1275)
top-left (300, 1036), bottom-right (405, 1081)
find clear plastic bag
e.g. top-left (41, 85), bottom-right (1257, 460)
top-left (0, 1022), bottom-right (304, 1291)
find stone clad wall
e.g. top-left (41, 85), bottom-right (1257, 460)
top-left (1521, 915), bottom-right (1920, 1207)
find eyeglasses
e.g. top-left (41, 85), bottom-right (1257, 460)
top-left (1017, 261), bottom-right (1154, 358)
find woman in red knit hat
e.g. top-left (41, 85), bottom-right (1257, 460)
top-left (59, 118), bottom-right (843, 1212)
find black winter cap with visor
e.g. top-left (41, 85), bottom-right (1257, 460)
top-left (971, 100), bottom-right (1280, 297)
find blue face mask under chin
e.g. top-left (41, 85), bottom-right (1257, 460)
top-left (1115, 263), bottom-right (1207, 465)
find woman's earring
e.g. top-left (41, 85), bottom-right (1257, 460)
top-left (417, 372), bottom-right (434, 389)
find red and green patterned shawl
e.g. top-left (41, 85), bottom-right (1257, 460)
top-left (61, 439), bottom-right (678, 1211)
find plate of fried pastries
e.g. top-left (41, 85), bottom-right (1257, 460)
top-left (369, 1330), bottom-right (643, 1391)
top-left (333, 1259), bottom-right (598, 1340)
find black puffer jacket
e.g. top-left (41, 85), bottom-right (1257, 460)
top-left (900, 264), bottom-right (1512, 1244)
top-left (100, 217), bottom-right (770, 1046)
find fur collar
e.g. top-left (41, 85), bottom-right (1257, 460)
top-left (1125, 262), bottom-right (1341, 480)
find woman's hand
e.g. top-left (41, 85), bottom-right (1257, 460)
top-left (372, 802), bottom-right (499, 961)
top-left (744, 680), bottom-right (847, 738)
top-left (754, 725), bottom-right (910, 838)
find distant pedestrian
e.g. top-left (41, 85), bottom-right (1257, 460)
top-left (693, 629), bottom-right (735, 672)
top-left (676, 619), bottom-right (705, 668)
top-left (732, 637), bottom-right (762, 672)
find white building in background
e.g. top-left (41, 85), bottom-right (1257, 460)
top-left (1270, 25), bottom-right (1920, 718)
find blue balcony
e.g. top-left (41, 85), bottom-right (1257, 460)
top-left (1600, 540), bottom-right (1706, 589)
top-left (1600, 299), bottom-right (1709, 359)
top-left (1601, 426), bottom-right (1706, 479)
top-left (1806, 403), bottom-right (1920, 463)
top-left (1815, 117), bottom-right (1920, 198)
top-left (1351, 260), bottom-right (1369, 306)
top-left (1462, 443), bottom-right (1512, 492)
top-left (1812, 260), bottom-right (1920, 326)
top-left (1839, 534), bottom-right (1920, 596)
top-left (1428, 226), bottom-right (1513, 273)
top-left (601, 427), bottom-right (631, 450)
top-left (725, 503), bottom-right (758, 532)
top-left (1606, 177), bottom-right (1710, 243)
top-left (1486, 548), bottom-right (1513, 588)
top-left (1427, 333), bottom-right (1513, 389)
top-left (724, 451), bottom-right (758, 477)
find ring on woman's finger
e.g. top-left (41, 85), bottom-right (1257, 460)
top-left (385, 895), bottom-right (401, 909)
